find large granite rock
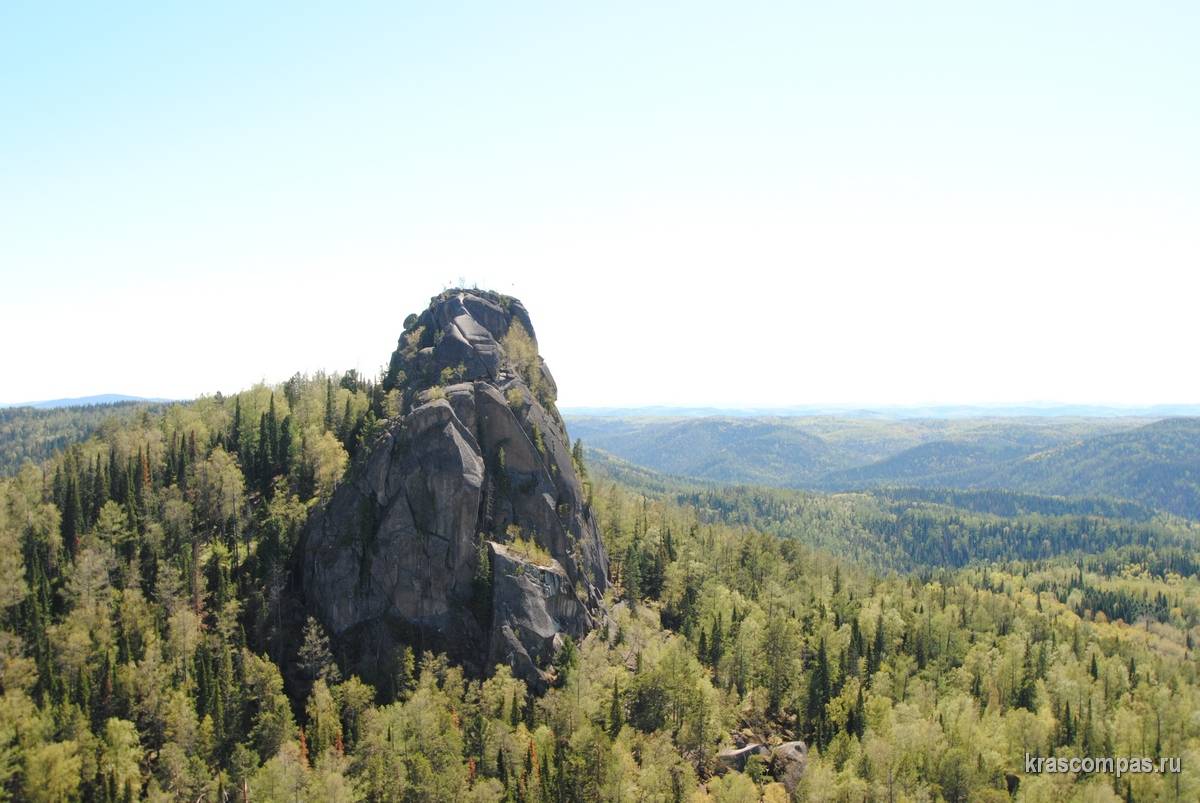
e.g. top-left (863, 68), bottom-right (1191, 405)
top-left (302, 290), bottom-right (608, 689)
top-left (770, 741), bottom-right (808, 792)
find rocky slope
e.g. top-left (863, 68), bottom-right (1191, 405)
top-left (302, 289), bottom-right (608, 688)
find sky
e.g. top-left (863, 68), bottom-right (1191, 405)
top-left (1, 2), bottom-right (1197, 408)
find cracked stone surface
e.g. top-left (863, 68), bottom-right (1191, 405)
top-left (302, 289), bottom-right (608, 688)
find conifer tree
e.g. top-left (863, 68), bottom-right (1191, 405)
top-left (608, 678), bottom-right (623, 737)
top-left (324, 379), bottom-right (336, 432)
top-left (709, 613), bottom-right (724, 667)
top-left (339, 398), bottom-right (354, 451)
top-left (267, 392), bottom-right (279, 464)
top-left (278, 415), bottom-right (293, 476)
top-left (623, 541), bottom-right (642, 601)
top-left (806, 638), bottom-right (831, 746)
top-left (230, 396), bottom-right (242, 454)
top-left (298, 616), bottom-right (342, 685)
top-left (873, 610), bottom-right (886, 668)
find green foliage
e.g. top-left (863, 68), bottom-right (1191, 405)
top-left (471, 537), bottom-right (492, 625)
top-left (439, 363), bottom-right (467, 386)
top-left (670, 483), bottom-right (1200, 573)
top-left (0, 402), bottom-right (163, 476)
top-left (502, 322), bottom-right (555, 406)
top-left (305, 679), bottom-right (342, 759)
top-left (572, 414), bottom-right (1200, 519)
top-left (502, 525), bottom-right (553, 566)
top-left (23, 740), bottom-right (82, 803)
top-left (299, 617), bottom-right (342, 686)
top-left (2, 379), bottom-right (1200, 801)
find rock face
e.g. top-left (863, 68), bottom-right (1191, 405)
top-left (302, 290), bottom-right (608, 689)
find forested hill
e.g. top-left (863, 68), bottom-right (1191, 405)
top-left (2, 374), bottom-right (1200, 800)
top-left (0, 402), bottom-right (166, 476)
top-left (983, 417), bottom-right (1200, 519)
top-left (584, 447), bottom-right (1200, 575)
top-left (0, 395), bottom-right (171, 410)
top-left (567, 414), bottom-right (1200, 519)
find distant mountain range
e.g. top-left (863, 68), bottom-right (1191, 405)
top-left (0, 394), bottom-right (174, 409)
top-left (567, 414), bottom-right (1200, 520)
top-left (563, 403), bottom-right (1200, 419)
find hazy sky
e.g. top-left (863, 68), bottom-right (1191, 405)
top-left (2, 2), bottom-right (1197, 407)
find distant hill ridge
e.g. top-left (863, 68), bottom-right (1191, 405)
top-left (567, 414), bottom-right (1200, 519)
top-left (0, 399), bottom-right (170, 475)
top-left (1, 393), bottom-right (174, 409)
top-left (563, 403), bottom-right (1200, 419)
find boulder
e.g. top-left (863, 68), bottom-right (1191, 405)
top-left (770, 741), bottom-right (808, 792)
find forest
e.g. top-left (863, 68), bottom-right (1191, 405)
top-left (1, 376), bottom-right (1198, 801)
top-left (0, 404), bottom-right (164, 478)
top-left (566, 415), bottom-right (1200, 519)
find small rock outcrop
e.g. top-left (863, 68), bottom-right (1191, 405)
top-left (717, 743), bottom-right (770, 773)
top-left (302, 289), bottom-right (608, 688)
top-left (716, 740), bottom-right (807, 792)
top-left (770, 741), bottom-right (808, 793)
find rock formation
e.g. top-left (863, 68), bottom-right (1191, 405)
top-left (716, 741), bottom-right (807, 793)
top-left (302, 289), bottom-right (608, 689)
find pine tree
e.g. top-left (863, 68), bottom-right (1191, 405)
top-left (472, 539), bottom-right (492, 624)
top-left (395, 645), bottom-right (416, 698)
top-left (1015, 642), bottom-right (1037, 711)
top-left (339, 398), bottom-right (355, 451)
top-left (1060, 701), bottom-right (1075, 746)
top-left (108, 446), bottom-right (121, 500)
top-left (63, 475), bottom-right (82, 557)
top-left (298, 616), bottom-right (342, 685)
top-left (139, 446), bottom-right (151, 493)
top-left (230, 396), bottom-right (242, 454)
top-left (609, 678), bottom-right (623, 736)
top-left (255, 412), bottom-right (270, 492)
top-left (709, 613), bottom-right (724, 667)
top-left (806, 638), bottom-right (831, 746)
top-left (176, 437), bottom-right (188, 490)
top-left (875, 609), bottom-right (886, 652)
top-left (278, 415), bottom-right (293, 476)
top-left (297, 434), bottom-right (316, 500)
top-left (623, 541), bottom-right (642, 601)
top-left (324, 379), bottom-right (336, 432)
top-left (848, 618), bottom-right (863, 675)
top-left (852, 683), bottom-right (865, 738)
top-left (92, 453), bottom-right (108, 521)
top-left (267, 392), bottom-right (279, 466)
